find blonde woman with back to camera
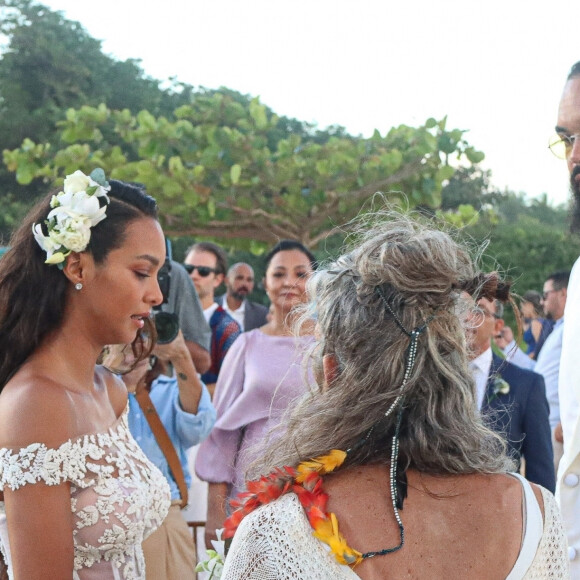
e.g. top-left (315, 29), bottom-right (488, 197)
top-left (220, 214), bottom-right (569, 579)
top-left (0, 171), bottom-right (171, 579)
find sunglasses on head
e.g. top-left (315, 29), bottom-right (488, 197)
top-left (183, 264), bottom-right (217, 277)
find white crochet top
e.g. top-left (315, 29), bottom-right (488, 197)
top-left (222, 474), bottom-right (569, 579)
top-left (0, 405), bottom-right (170, 579)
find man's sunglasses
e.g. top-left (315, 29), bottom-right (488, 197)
top-left (183, 264), bottom-right (217, 277)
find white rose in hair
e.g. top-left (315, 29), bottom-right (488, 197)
top-left (63, 170), bottom-right (110, 201)
top-left (63, 170), bottom-right (92, 194)
top-left (52, 218), bottom-right (92, 253)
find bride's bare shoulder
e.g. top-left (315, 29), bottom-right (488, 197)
top-left (0, 369), bottom-right (79, 449)
top-left (95, 365), bottom-right (128, 417)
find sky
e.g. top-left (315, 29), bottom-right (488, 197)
top-left (33, 1), bottom-right (580, 205)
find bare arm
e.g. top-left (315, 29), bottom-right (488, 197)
top-left (531, 318), bottom-right (543, 343)
top-left (5, 482), bottom-right (74, 579)
top-left (205, 482), bottom-right (229, 549)
top-left (154, 331), bottom-right (203, 414)
top-left (185, 339), bottom-right (211, 374)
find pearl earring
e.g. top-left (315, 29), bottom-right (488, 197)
top-left (75, 283), bottom-right (83, 291)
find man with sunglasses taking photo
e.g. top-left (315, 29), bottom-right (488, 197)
top-left (553, 61), bottom-right (580, 575)
top-left (184, 242), bottom-right (241, 395)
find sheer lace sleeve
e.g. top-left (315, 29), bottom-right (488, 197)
top-left (0, 437), bottom-right (106, 490)
top-left (222, 493), bottom-right (357, 580)
top-left (0, 408), bottom-right (170, 579)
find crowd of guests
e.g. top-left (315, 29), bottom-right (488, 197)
top-left (1, 61), bottom-right (580, 580)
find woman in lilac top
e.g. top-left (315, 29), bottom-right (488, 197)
top-left (196, 240), bottom-right (316, 546)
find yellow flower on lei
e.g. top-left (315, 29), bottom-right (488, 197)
top-left (312, 512), bottom-right (363, 566)
top-left (295, 449), bottom-right (347, 483)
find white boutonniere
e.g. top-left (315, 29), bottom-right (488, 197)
top-left (488, 376), bottom-right (510, 403)
top-left (196, 528), bottom-right (226, 579)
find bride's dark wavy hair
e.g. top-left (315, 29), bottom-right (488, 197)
top-left (0, 179), bottom-right (158, 390)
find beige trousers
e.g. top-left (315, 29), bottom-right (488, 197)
top-left (142, 504), bottom-right (197, 580)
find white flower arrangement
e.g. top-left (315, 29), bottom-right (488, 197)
top-left (33, 168), bottom-right (110, 266)
top-left (196, 528), bottom-right (226, 579)
top-left (488, 376), bottom-right (510, 403)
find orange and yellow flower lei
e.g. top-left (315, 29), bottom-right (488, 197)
top-left (224, 449), bottom-right (364, 567)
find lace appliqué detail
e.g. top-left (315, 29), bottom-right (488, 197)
top-left (0, 408), bottom-right (170, 579)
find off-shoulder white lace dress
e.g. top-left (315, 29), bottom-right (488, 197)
top-left (0, 405), bottom-right (170, 580)
top-left (222, 474), bottom-right (569, 579)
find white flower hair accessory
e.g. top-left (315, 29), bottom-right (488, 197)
top-left (33, 168), bottom-right (111, 266)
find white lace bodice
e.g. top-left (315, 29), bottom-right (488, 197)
top-left (0, 405), bottom-right (170, 579)
top-left (222, 488), bottom-right (569, 580)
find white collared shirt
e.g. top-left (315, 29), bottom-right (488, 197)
top-left (223, 299), bottom-right (245, 331)
top-left (470, 347), bottom-right (493, 410)
top-left (203, 302), bottom-right (219, 324)
top-left (534, 317), bottom-right (564, 429)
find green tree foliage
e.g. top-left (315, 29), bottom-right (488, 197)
top-left (0, 0), bottom-right (485, 247)
top-left (0, 0), bottom-right (196, 236)
top-left (441, 166), bottom-right (502, 211)
top-left (4, 99), bottom-right (483, 247)
top-left (0, 0), bottom-right (193, 148)
top-left (460, 194), bottom-right (580, 295)
top-left (440, 164), bottom-right (579, 295)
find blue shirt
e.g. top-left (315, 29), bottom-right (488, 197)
top-left (128, 375), bottom-right (216, 501)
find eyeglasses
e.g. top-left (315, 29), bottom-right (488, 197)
top-left (469, 305), bottom-right (501, 321)
top-left (183, 264), bottom-right (217, 277)
top-left (548, 133), bottom-right (580, 159)
top-left (542, 289), bottom-right (558, 300)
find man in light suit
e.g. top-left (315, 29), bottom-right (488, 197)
top-left (469, 297), bottom-right (555, 492)
top-left (554, 60), bottom-right (580, 572)
top-left (216, 262), bottom-right (268, 332)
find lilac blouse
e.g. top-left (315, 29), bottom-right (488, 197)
top-left (195, 329), bottom-right (313, 496)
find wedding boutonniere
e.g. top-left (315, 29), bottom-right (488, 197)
top-left (488, 376), bottom-right (510, 403)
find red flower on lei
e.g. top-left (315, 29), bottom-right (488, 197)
top-left (223, 449), bottom-right (363, 567)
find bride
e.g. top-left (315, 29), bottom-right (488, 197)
top-left (0, 171), bottom-right (171, 579)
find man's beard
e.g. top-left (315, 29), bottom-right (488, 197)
top-left (571, 165), bottom-right (580, 234)
top-left (231, 287), bottom-right (249, 301)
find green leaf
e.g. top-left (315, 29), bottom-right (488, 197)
top-left (436, 165), bottom-right (455, 182)
top-left (230, 164), bottom-right (242, 184)
top-left (249, 98), bottom-right (268, 129)
top-left (89, 168), bottom-right (108, 187)
top-left (315, 160), bottom-right (330, 176)
top-left (465, 147), bottom-right (485, 164)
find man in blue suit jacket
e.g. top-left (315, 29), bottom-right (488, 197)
top-left (469, 297), bottom-right (555, 492)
